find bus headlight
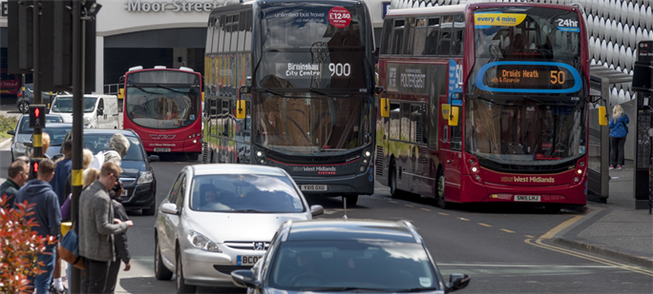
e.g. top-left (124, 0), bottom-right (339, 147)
top-left (137, 171), bottom-right (153, 184)
top-left (364, 150), bottom-right (371, 158)
top-left (256, 150), bottom-right (264, 158)
top-left (471, 166), bottom-right (479, 173)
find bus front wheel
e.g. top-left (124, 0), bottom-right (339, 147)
top-left (390, 162), bottom-right (402, 198)
top-left (437, 170), bottom-right (449, 209)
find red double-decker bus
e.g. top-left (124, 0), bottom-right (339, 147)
top-left (376, 2), bottom-right (593, 211)
top-left (122, 66), bottom-right (203, 157)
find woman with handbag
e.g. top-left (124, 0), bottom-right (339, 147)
top-left (103, 179), bottom-right (131, 294)
top-left (608, 104), bottom-right (629, 170)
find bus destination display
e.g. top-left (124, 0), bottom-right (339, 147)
top-left (475, 62), bottom-right (581, 93)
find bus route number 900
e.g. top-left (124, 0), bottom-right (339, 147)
top-left (329, 63), bottom-right (351, 77)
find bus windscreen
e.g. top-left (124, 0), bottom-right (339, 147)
top-left (471, 7), bottom-right (582, 94)
top-left (257, 2), bottom-right (370, 89)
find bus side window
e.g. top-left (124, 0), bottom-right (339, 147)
top-left (413, 18), bottom-right (428, 56)
top-left (207, 17), bottom-right (215, 53)
top-left (392, 19), bottom-right (405, 54)
top-left (404, 18), bottom-right (416, 55)
top-left (401, 102), bottom-right (411, 142)
top-left (410, 104), bottom-right (426, 144)
top-left (231, 13), bottom-right (239, 52)
top-left (245, 10), bottom-right (253, 51)
top-left (438, 15), bottom-right (453, 56)
top-left (389, 103), bottom-right (401, 140)
top-left (424, 18), bottom-right (440, 55)
top-left (380, 18), bottom-right (393, 55)
top-left (219, 15), bottom-right (226, 53)
top-left (452, 14), bottom-right (465, 56)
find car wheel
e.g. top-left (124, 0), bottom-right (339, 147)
top-left (437, 169), bottom-right (449, 209)
top-left (18, 101), bottom-right (29, 114)
top-left (342, 195), bottom-right (358, 206)
top-left (176, 249), bottom-right (196, 294)
top-left (143, 201), bottom-right (156, 216)
top-left (154, 237), bottom-right (173, 280)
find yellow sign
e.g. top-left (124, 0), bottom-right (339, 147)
top-left (441, 104), bottom-right (450, 119)
top-left (475, 13), bottom-right (526, 27)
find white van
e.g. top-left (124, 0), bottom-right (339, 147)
top-left (50, 94), bottom-right (120, 129)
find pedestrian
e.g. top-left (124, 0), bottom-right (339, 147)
top-left (13, 158), bottom-right (61, 294)
top-left (103, 179), bottom-right (131, 294)
top-left (28, 132), bottom-right (52, 159)
top-left (51, 141), bottom-right (73, 206)
top-left (608, 104), bottom-right (629, 170)
top-left (61, 148), bottom-right (95, 219)
top-left (88, 133), bottom-right (130, 170)
top-left (0, 159), bottom-right (30, 208)
top-left (78, 162), bottom-right (133, 294)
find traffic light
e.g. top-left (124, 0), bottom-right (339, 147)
top-left (7, 0), bottom-right (34, 74)
top-left (29, 158), bottom-right (43, 180)
top-left (29, 104), bottom-right (47, 128)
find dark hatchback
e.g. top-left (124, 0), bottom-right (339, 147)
top-left (232, 219), bottom-right (471, 294)
top-left (60, 129), bottom-right (159, 215)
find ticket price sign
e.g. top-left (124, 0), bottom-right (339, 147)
top-left (328, 6), bottom-right (351, 28)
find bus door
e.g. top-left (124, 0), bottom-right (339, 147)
top-left (440, 95), bottom-right (463, 201)
top-left (410, 103), bottom-right (430, 195)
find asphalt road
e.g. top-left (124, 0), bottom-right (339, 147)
top-left (1, 111), bottom-right (651, 293)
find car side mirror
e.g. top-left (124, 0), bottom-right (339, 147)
top-left (7, 130), bottom-right (15, 136)
top-left (446, 273), bottom-right (470, 292)
top-left (231, 269), bottom-right (258, 288)
top-left (310, 205), bottom-right (324, 217)
top-left (148, 155), bottom-right (160, 162)
top-left (52, 154), bottom-right (64, 161)
top-left (160, 203), bottom-right (179, 215)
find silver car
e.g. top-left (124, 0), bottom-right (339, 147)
top-left (7, 114), bottom-right (64, 161)
top-left (154, 164), bottom-right (324, 293)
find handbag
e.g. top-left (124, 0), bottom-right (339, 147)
top-left (58, 224), bottom-right (85, 270)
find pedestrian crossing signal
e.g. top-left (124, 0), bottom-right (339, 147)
top-left (29, 158), bottom-right (43, 180)
top-left (29, 104), bottom-right (46, 128)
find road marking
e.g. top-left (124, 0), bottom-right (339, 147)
top-left (404, 204), bottom-right (415, 208)
top-left (501, 229), bottom-right (515, 233)
top-left (478, 223), bottom-right (492, 227)
top-left (525, 238), bottom-right (653, 277)
top-left (388, 200), bottom-right (398, 204)
top-left (421, 208), bottom-right (431, 212)
top-left (525, 235), bottom-right (535, 238)
top-left (539, 215), bottom-right (583, 239)
top-left (458, 217), bottom-right (470, 221)
top-left (438, 212), bottom-right (449, 216)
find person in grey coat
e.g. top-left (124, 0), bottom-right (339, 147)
top-left (103, 180), bottom-right (131, 294)
top-left (79, 162), bottom-right (133, 294)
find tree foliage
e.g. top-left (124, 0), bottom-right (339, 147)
top-left (0, 195), bottom-right (56, 294)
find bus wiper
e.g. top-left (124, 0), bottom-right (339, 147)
top-left (131, 85), bottom-right (159, 95)
top-left (475, 95), bottom-right (512, 106)
top-left (393, 287), bottom-right (439, 292)
top-left (155, 84), bottom-right (188, 94)
top-left (263, 88), bottom-right (295, 98)
top-left (309, 88), bottom-right (350, 98)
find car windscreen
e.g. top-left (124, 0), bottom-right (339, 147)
top-left (19, 116), bottom-right (65, 134)
top-left (190, 174), bottom-right (304, 213)
top-left (51, 97), bottom-right (97, 113)
top-left (80, 134), bottom-right (144, 161)
top-left (268, 240), bottom-right (440, 291)
top-left (42, 126), bottom-right (72, 146)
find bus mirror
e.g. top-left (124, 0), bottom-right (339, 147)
top-left (236, 100), bottom-right (247, 120)
top-left (598, 105), bottom-right (608, 126)
top-left (201, 92), bottom-right (205, 102)
top-left (451, 92), bottom-right (462, 100)
top-left (374, 86), bottom-right (385, 95)
top-left (240, 85), bottom-right (251, 94)
top-left (449, 106), bottom-right (460, 126)
top-left (118, 88), bottom-right (124, 99)
top-left (380, 98), bottom-right (390, 118)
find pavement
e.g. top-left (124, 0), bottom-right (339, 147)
top-left (1, 136), bottom-right (651, 274)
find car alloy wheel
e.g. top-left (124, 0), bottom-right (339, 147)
top-left (18, 101), bottom-right (29, 114)
top-left (176, 250), bottom-right (196, 294)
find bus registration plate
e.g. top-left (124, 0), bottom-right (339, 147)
top-left (514, 195), bottom-right (541, 202)
top-left (153, 148), bottom-right (170, 152)
top-left (301, 185), bottom-right (328, 191)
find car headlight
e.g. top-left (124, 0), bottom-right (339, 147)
top-left (188, 230), bottom-right (221, 252)
top-left (137, 171), bottom-right (153, 184)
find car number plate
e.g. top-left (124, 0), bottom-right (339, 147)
top-left (153, 148), bottom-right (170, 152)
top-left (121, 189), bottom-right (128, 196)
top-left (301, 185), bottom-right (328, 191)
top-left (237, 255), bottom-right (261, 266)
top-left (514, 195), bottom-right (541, 202)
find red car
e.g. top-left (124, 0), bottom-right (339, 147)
top-left (0, 70), bottom-right (22, 96)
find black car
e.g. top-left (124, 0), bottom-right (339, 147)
top-left (60, 129), bottom-right (160, 215)
top-left (231, 219), bottom-right (471, 294)
top-left (16, 84), bottom-right (59, 114)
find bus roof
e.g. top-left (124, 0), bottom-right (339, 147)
top-left (385, 2), bottom-right (577, 18)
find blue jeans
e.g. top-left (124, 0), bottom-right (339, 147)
top-left (32, 245), bottom-right (56, 294)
